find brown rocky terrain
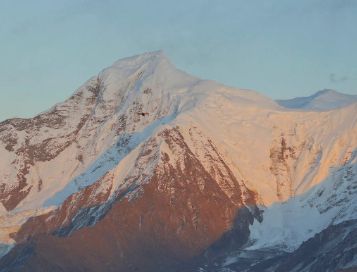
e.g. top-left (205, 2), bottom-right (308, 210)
top-left (0, 127), bottom-right (260, 272)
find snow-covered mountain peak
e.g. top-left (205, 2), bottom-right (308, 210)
top-left (69, 51), bottom-right (280, 129)
top-left (277, 89), bottom-right (357, 111)
top-left (103, 50), bottom-right (198, 91)
top-left (313, 88), bottom-right (338, 96)
top-left (0, 52), bottom-right (357, 271)
top-left (111, 50), bottom-right (167, 68)
top-left (311, 88), bottom-right (355, 101)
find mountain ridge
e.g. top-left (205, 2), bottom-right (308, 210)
top-left (0, 51), bottom-right (356, 271)
top-left (276, 88), bottom-right (357, 111)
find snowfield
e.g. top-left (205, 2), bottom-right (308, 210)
top-left (0, 51), bottom-right (356, 266)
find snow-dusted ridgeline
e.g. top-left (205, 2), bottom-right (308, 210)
top-left (0, 51), bottom-right (356, 271)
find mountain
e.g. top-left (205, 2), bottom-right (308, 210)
top-left (0, 51), bottom-right (356, 271)
top-left (276, 89), bottom-right (357, 111)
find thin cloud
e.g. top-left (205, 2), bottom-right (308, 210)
top-left (329, 73), bottom-right (349, 83)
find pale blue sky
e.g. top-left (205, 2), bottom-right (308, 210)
top-left (1, 0), bottom-right (357, 121)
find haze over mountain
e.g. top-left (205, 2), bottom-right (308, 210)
top-left (0, 52), bottom-right (356, 272)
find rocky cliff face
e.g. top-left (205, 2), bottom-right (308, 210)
top-left (0, 51), bottom-right (356, 271)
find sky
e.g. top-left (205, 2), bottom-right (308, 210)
top-left (0, 0), bottom-right (357, 121)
